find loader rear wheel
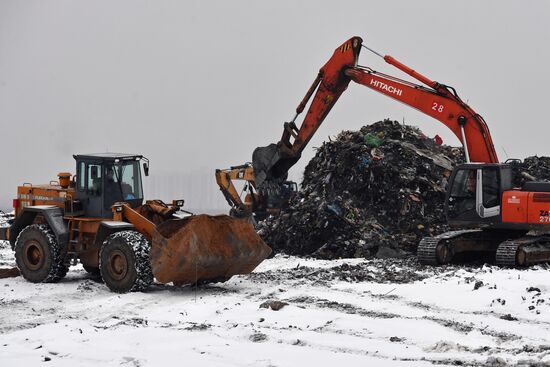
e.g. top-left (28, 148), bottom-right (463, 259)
top-left (99, 231), bottom-right (153, 293)
top-left (15, 224), bottom-right (67, 283)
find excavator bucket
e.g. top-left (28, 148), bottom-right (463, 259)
top-left (149, 214), bottom-right (271, 284)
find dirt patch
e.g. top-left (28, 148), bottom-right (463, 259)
top-left (0, 267), bottom-right (19, 279)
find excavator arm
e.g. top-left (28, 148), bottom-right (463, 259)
top-left (252, 37), bottom-right (363, 187)
top-left (215, 163), bottom-right (298, 218)
top-left (215, 164), bottom-right (258, 216)
top-left (252, 36), bottom-right (498, 189)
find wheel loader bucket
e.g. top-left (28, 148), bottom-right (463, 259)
top-left (149, 214), bottom-right (271, 284)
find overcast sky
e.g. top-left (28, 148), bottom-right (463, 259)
top-left (1, 1), bottom-right (549, 211)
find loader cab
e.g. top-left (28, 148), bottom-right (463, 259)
top-left (74, 153), bottom-right (146, 218)
top-left (445, 163), bottom-right (513, 228)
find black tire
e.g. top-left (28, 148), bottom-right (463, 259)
top-left (99, 231), bottom-right (153, 293)
top-left (15, 224), bottom-right (67, 283)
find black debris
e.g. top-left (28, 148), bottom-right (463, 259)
top-left (247, 258), bottom-right (431, 285)
top-left (259, 300), bottom-right (288, 311)
top-left (500, 314), bottom-right (518, 321)
top-left (510, 156), bottom-right (550, 187)
top-left (249, 332), bottom-right (268, 342)
top-left (258, 119), bottom-right (463, 259)
top-left (389, 336), bottom-right (404, 342)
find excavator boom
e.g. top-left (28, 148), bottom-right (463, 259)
top-left (252, 36), bottom-right (498, 191)
top-left (345, 63), bottom-right (498, 164)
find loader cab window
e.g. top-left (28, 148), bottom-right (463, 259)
top-left (103, 161), bottom-right (143, 210)
top-left (78, 161), bottom-right (86, 191)
top-left (120, 163), bottom-right (143, 200)
top-left (87, 164), bottom-right (102, 196)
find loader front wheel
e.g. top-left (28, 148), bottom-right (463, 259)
top-left (15, 224), bottom-right (67, 283)
top-left (100, 231), bottom-right (153, 293)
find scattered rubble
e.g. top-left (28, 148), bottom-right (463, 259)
top-left (258, 119), bottom-right (463, 259)
top-left (389, 336), bottom-right (405, 342)
top-left (500, 314), bottom-right (518, 321)
top-left (249, 332), bottom-right (268, 342)
top-left (259, 300), bottom-right (288, 311)
top-left (248, 257), bottom-right (432, 285)
top-left (511, 156), bottom-right (550, 187)
top-left (473, 280), bottom-right (485, 290)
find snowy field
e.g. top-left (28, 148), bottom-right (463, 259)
top-left (1, 241), bottom-right (550, 367)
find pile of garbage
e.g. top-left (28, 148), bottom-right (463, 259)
top-left (510, 156), bottom-right (550, 187)
top-left (258, 119), bottom-right (464, 259)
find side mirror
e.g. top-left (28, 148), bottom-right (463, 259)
top-left (91, 166), bottom-right (98, 179)
top-left (143, 162), bottom-right (149, 177)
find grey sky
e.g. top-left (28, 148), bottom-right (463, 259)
top-left (1, 1), bottom-right (549, 211)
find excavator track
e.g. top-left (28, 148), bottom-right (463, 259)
top-left (418, 229), bottom-right (482, 265)
top-left (496, 236), bottom-right (550, 267)
top-left (417, 237), bottom-right (440, 265)
top-left (495, 240), bottom-right (519, 267)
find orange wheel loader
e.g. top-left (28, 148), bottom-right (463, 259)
top-left (0, 153), bottom-right (271, 292)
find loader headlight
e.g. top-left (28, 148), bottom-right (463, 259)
top-left (175, 200), bottom-right (184, 207)
top-left (115, 205), bottom-right (123, 212)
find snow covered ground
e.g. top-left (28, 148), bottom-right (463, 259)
top-left (1, 240), bottom-right (550, 367)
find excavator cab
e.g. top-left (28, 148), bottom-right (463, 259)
top-left (446, 163), bottom-right (513, 227)
top-left (74, 154), bottom-right (147, 218)
top-left (264, 180), bottom-right (298, 210)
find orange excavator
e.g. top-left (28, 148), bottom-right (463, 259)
top-left (233, 36), bottom-right (550, 266)
top-left (215, 163), bottom-right (297, 220)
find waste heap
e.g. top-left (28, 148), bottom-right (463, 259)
top-left (510, 156), bottom-right (550, 187)
top-left (258, 119), bottom-right (464, 259)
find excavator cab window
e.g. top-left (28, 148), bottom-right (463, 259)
top-left (283, 181), bottom-right (298, 193)
top-left (448, 168), bottom-right (477, 217)
top-left (447, 164), bottom-right (503, 225)
top-left (482, 168), bottom-right (499, 208)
